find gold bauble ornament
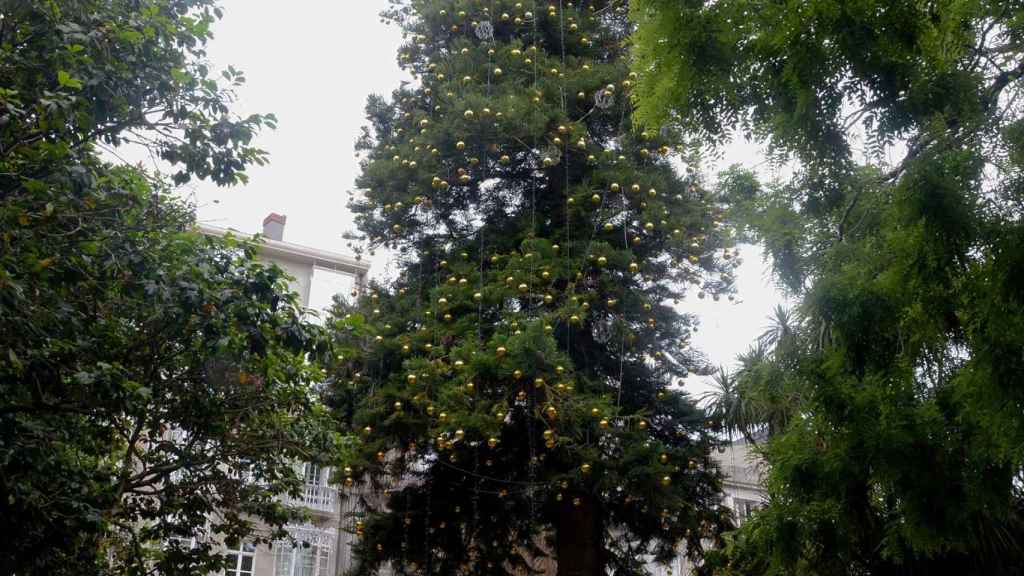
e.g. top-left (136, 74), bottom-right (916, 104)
top-left (546, 405), bottom-right (558, 419)
top-left (544, 294), bottom-right (554, 304)
top-left (513, 369), bottom-right (523, 380)
top-left (496, 346), bottom-right (507, 357)
top-left (661, 475), bottom-right (672, 487)
top-left (456, 141), bottom-right (466, 151)
top-left (638, 419), bottom-right (648, 430)
top-left (473, 292), bottom-right (483, 301)
top-left (599, 418), bottom-right (609, 429)
top-left (394, 401), bottom-right (403, 411)
top-left (581, 463), bottom-right (592, 475)
top-left (518, 283), bottom-right (529, 293)
top-left (597, 256), bottom-right (607, 267)
top-left (660, 453), bottom-right (669, 464)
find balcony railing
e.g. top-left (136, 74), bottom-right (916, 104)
top-left (282, 482), bottom-right (337, 514)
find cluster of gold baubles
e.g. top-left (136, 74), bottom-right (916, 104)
top-left (432, 2), bottom-right (597, 39)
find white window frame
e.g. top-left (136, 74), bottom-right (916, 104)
top-left (303, 462), bottom-right (325, 487)
top-left (224, 540), bottom-right (256, 576)
top-left (733, 497), bottom-right (760, 524)
top-left (274, 525), bottom-right (335, 576)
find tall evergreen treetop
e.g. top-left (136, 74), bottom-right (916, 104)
top-left (330, 2), bottom-right (737, 575)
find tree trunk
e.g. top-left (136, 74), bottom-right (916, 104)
top-left (555, 495), bottom-right (604, 576)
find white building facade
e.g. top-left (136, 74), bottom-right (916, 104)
top-left (200, 214), bottom-right (368, 576)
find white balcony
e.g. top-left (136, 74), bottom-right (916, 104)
top-left (283, 482), bottom-right (338, 514)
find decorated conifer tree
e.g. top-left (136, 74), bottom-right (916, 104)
top-left (328, 1), bottom-right (738, 574)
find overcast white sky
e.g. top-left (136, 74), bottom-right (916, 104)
top-left (178, 0), bottom-right (785, 397)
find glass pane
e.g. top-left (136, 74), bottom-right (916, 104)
top-left (317, 546), bottom-right (330, 575)
top-left (304, 463), bottom-right (321, 485)
top-left (243, 542), bottom-right (257, 553)
top-left (241, 555), bottom-right (254, 571)
top-left (300, 546), bottom-right (315, 576)
top-left (275, 547), bottom-right (293, 576)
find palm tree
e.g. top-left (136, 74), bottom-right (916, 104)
top-left (758, 304), bottom-right (801, 356)
top-left (700, 366), bottom-right (762, 446)
top-left (704, 307), bottom-right (808, 446)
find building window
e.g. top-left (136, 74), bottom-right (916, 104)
top-left (733, 498), bottom-right (760, 525)
top-left (303, 462), bottom-right (324, 486)
top-left (274, 542), bottom-right (330, 576)
top-left (225, 540), bottom-right (256, 576)
top-left (274, 525), bottom-right (335, 576)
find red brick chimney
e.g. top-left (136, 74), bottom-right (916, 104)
top-left (262, 212), bottom-right (286, 241)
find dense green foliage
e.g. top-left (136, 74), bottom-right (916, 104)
top-left (327, 1), bottom-right (740, 574)
top-left (0, 2), bottom-right (333, 574)
top-left (631, 1), bottom-right (1024, 574)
